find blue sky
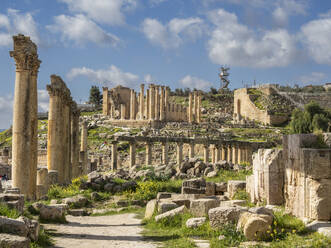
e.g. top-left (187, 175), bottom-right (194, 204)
top-left (1, 0), bottom-right (331, 128)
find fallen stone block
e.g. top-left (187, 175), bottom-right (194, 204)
top-left (220, 200), bottom-right (247, 207)
top-left (155, 205), bottom-right (186, 222)
top-left (145, 199), bottom-right (157, 219)
top-left (62, 195), bottom-right (88, 208)
top-left (157, 192), bottom-right (172, 200)
top-left (172, 199), bottom-right (191, 209)
top-left (208, 206), bottom-right (246, 228)
top-left (158, 202), bottom-right (178, 214)
top-left (0, 233), bottom-right (30, 248)
top-left (306, 221), bottom-right (331, 238)
top-left (33, 203), bottom-right (66, 222)
top-left (186, 217), bottom-right (206, 228)
top-left (68, 209), bottom-right (89, 216)
top-left (19, 216), bottom-right (40, 242)
top-left (237, 212), bottom-right (273, 241)
top-left (0, 216), bottom-right (28, 237)
top-left (205, 182), bottom-right (215, 196)
top-left (215, 182), bottom-right (227, 194)
top-left (190, 198), bottom-right (220, 217)
top-left (227, 180), bottom-right (246, 199)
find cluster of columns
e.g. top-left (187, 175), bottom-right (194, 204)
top-left (47, 75), bottom-right (81, 185)
top-left (110, 136), bottom-right (254, 170)
top-left (10, 34), bottom-right (41, 199)
top-left (188, 91), bottom-right (202, 123)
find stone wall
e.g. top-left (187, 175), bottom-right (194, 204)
top-left (279, 92), bottom-right (331, 109)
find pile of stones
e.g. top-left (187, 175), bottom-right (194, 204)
top-left (145, 178), bottom-right (276, 241)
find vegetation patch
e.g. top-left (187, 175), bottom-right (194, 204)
top-left (0, 203), bottom-right (20, 219)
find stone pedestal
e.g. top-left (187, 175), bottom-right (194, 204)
top-left (10, 34), bottom-right (40, 200)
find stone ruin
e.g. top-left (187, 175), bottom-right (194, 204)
top-left (247, 133), bottom-right (331, 222)
top-left (103, 84), bottom-right (202, 127)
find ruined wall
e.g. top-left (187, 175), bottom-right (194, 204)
top-left (279, 92), bottom-right (331, 109)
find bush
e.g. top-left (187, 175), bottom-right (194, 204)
top-left (0, 203), bottom-right (20, 219)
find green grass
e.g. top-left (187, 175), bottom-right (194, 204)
top-left (0, 128), bottom-right (12, 147)
top-left (0, 203), bottom-right (20, 219)
top-left (206, 169), bottom-right (252, 183)
top-left (30, 228), bottom-right (53, 248)
top-left (80, 110), bottom-right (102, 116)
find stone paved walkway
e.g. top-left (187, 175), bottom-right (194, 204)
top-left (44, 213), bottom-right (156, 248)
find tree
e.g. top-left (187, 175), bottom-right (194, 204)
top-left (89, 86), bottom-right (102, 106)
top-left (290, 101), bottom-right (330, 134)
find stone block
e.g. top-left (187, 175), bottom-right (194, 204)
top-left (0, 216), bottom-right (29, 237)
top-left (186, 217), bottom-right (206, 228)
top-left (306, 221), bottom-right (331, 238)
top-left (0, 193), bottom-right (25, 213)
top-left (182, 187), bottom-right (205, 194)
top-left (172, 199), bottom-right (191, 209)
top-left (0, 234), bottom-right (30, 248)
top-left (145, 199), bottom-right (157, 219)
top-left (155, 205), bottom-right (186, 222)
top-left (33, 203), bottom-right (66, 222)
top-left (157, 192), bottom-right (172, 200)
top-left (205, 182), bottom-right (215, 196)
top-left (208, 206), bottom-right (246, 228)
top-left (215, 182), bottom-right (227, 194)
top-left (220, 200), bottom-right (247, 207)
top-left (227, 180), bottom-right (246, 199)
top-left (182, 178), bottom-right (206, 189)
top-left (158, 202), bottom-right (178, 214)
top-left (190, 198), bottom-right (220, 217)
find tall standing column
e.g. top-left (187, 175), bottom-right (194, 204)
top-left (176, 142), bottom-right (183, 165)
top-left (145, 142), bottom-right (152, 165)
top-left (188, 92), bottom-right (193, 123)
top-left (140, 84), bottom-right (144, 119)
top-left (162, 142), bottom-right (168, 165)
top-left (189, 143), bottom-right (195, 159)
top-left (10, 34), bottom-right (40, 199)
top-left (193, 91), bottom-right (198, 122)
top-left (146, 89), bottom-right (150, 120)
top-left (227, 144), bottom-right (232, 163)
top-left (121, 104), bottom-right (126, 120)
top-left (130, 89), bottom-right (135, 120)
top-left (111, 141), bottom-right (118, 170)
top-left (160, 86), bottom-right (165, 121)
top-left (197, 94), bottom-right (202, 123)
top-left (165, 87), bottom-right (169, 120)
top-left (149, 85), bottom-right (155, 120)
top-left (129, 141), bottom-right (136, 168)
top-left (215, 145), bottom-right (221, 162)
top-left (237, 144), bottom-right (242, 164)
top-left (232, 144), bottom-right (238, 164)
top-left (203, 144), bottom-right (209, 163)
top-left (102, 87), bottom-right (109, 115)
top-left (221, 144), bottom-right (227, 161)
top-left (71, 104), bottom-right (80, 178)
top-left (211, 145), bottom-right (216, 164)
top-left (155, 86), bottom-right (160, 121)
top-left (80, 121), bottom-right (88, 174)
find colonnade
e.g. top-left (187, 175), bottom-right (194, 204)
top-left (188, 91), bottom-right (202, 123)
top-left (109, 136), bottom-right (257, 170)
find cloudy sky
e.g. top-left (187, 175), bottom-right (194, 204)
top-left (0, 0), bottom-right (331, 128)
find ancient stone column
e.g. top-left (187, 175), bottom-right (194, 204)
top-left (162, 142), bottom-right (168, 165)
top-left (215, 145), bottom-right (221, 163)
top-left (129, 141), bottom-right (136, 168)
top-left (221, 144), bottom-right (227, 161)
top-left (102, 87), bottom-right (109, 115)
top-left (193, 91), bottom-right (198, 122)
top-left (176, 142), bottom-right (183, 165)
top-left (80, 121), bottom-right (88, 174)
top-left (189, 143), bottom-right (195, 159)
top-left (227, 144), bottom-right (232, 163)
top-left (197, 95), bottom-right (202, 123)
top-left (111, 141), bottom-right (118, 170)
top-left (237, 144), bottom-right (242, 164)
top-left (154, 85), bottom-right (159, 121)
top-left (188, 93), bottom-right (193, 123)
top-left (145, 142), bottom-right (152, 165)
top-left (246, 145), bottom-right (253, 165)
top-left (121, 104), bottom-right (126, 120)
top-left (140, 84), bottom-right (144, 119)
top-left (146, 89), bottom-right (150, 120)
top-left (241, 144), bottom-right (247, 162)
top-left (36, 167), bottom-right (49, 200)
top-left (10, 34), bottom-right (40, 199)
top-left (211, 145), bottom-right (216, 164)
top-left (232, 144), bottom-right (238, 164)
top-left (165, 87), bottom-right (169, 120)
top-left (160, 86), bottom-right (165, 121)
top-left (71, 103), bottom-right (80, 178)
top-left (130, 89), bottom-right (135, 120)
top-left (149, 85), bottom-right (155, 120)
top-left (63, 98), bottom-right (71, 184)
top-left (203, 144), bottom-right (210, 163)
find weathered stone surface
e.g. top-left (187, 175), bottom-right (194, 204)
top-left (237, 212), bottom-right (273, 241)
top-left (205, 182), bottom-right (215, 196)
top-left (208, 206), bottom-right (246, 228)
top-left (306, 220), bottom-right (331, 238)
top-left (171, 199), bottom-right (191, 209)
top-left (155, 205), bottom-right (186, 222)
top-left (33, 203), bottom-right (66, 221)
top-left (182, 178), bottom-right (206, 195)
top-left (0, 216), bottom-right (28, 237)
top-left (19, 216), bottom-right (40, 241)
top-left (158, 202), bottom-right (178, 214)
top-left (68, 209), bottom-right (89, 216)
top-left (190, 198), bottom-right (220, 217)
top-left (227, 180), bottom-right (246, 199)
top-left (220, 200), bottom-right (247, 207)
top-left (0, 193), bottom-right (25, 213)
top-left (0, 234), bottom-right (30, 248)
top-left (248, 207), bottom-right (274, 216)
top-left (206, 171), bottom-right (217, 178)
top-left (186, 217), bottom-right (206, 228)
top-left (215, 182), bottom-right (227, 194)
top-left (62, 195), bottom-right (88, 208)
top-left (145, 199), bottom-right (157, 219)
top-left (157, 192), bottom-right (172, 200)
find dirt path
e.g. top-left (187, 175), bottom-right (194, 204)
top-left (44, 213), bottom-right (156, 248)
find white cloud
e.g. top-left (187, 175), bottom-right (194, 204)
top-left (67, 65), bottom-right (139, 88)
top-left (207, 9), bottom-right (297, 68)
top-left (180, 75), bottom-right (212, 90)
top-left (58, 0), bottom-right (137, 26)
top-left (0, 9), bottom-right (40, 46)
top-left (149, 0), bottom-right (167, 6)
top-left (272, 0), bottom-right (307, 27)
top-left (299, 72), bottom-right (326, 85)
top-left (144, 74), bottom-right (155, 83)
top-left (272, 7), bottom-right (288, 26)
top-left (301, 16), bottom-right (331, 65)
top-left (141, 17), bottom-right (204, 49)
top-left (47, 14), bottom-right (120, 46)
top-left (37, 90), bottom-right (49, 112)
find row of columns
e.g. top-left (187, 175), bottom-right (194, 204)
top-left (110, 141), bottom-right (253, 170)
top-left (188, 91), bottom-right (202, 123)
top-left (10, 34), bottom-right (41, 199)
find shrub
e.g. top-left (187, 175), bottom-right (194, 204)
top-left (0, 203), bottom-right (20, 219)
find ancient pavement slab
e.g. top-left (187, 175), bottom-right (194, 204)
top-left (44, 213), bottom-right (156, 248)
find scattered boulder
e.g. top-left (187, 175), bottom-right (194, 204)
top-left (155, 205), bottom-right (186, 222)
top-left (186, 217), bottom-right (206, 228)
top-left (190, 198), bottom-right (220, 217)
top-left (0, 216), bottom-right (28, 237)
top-left (208, 206), bottom-right (246, 228)
top-left (0, 234), bottom-right (30, 248)
top-left (227, 180), bottom-right (246, 199)
top-left (62, 195), bottom-right (88, 208)
top-left (158, 202), bottom-right (178, 214)
top-left (33, 203), bottom-right (66, 222)
top-left (145, 199), bottom-right (157, 219)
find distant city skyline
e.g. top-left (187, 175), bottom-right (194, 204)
top-left (1, 0), bottom-right (331, 128)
